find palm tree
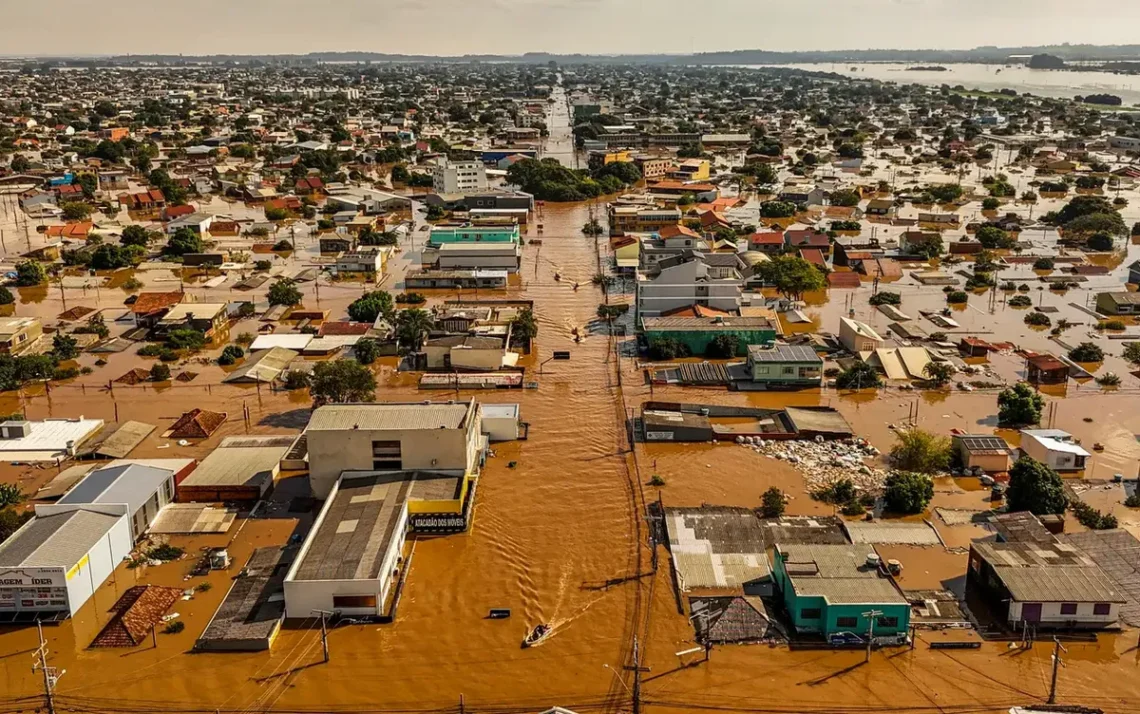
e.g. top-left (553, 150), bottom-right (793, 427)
top-left (396, 308), bottom-right (434, 352)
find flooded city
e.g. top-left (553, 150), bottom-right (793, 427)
top-left (2, 34), bottom-right (1140, 714)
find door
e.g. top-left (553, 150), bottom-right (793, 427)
top-left (1021, 603), bottom-right (1042, 623)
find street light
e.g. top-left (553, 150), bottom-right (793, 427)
top-left (602, 664), bottom-right (634, 698)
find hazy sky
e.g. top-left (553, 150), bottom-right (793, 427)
top-left (5, 0), bottom-right (1140, 56)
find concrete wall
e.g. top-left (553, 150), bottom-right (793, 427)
top-left (63, 514), bottom-right (131, 616)
top-left (450, 346), bottom-right (505, 371)
top-left (1008, 599), bottom-right (1119, 627)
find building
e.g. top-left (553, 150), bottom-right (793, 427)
top-left (633, 156), bottom-right (671, 179)
top-left (404, 269), bottom-right (508, 290)
top-left (335, 247), bottom-right (388, 275)
top-left (57, 463), bottom-right (175, 541)
top-left (424, 335), bottom-right (515, 372)
top-left (778, 185), bottom-right (825, 208)
top-left (305, 401), bottom-right (484, 500)
top-left (951, 434), bottom-right (1013, 473)
top-left (610, 235), bottom-right (640, 270)
top-left (432, 159), bottom-right (488, 195)
top-left (0, 505), bottom-right (132, 620)
top-left (0, 418), bottom-right (104, 462)
top-left (608, 206), bottom-right (682, 236)
top-left (838, 317), bottom-right (885, 353)
top-left (155, 302), bottom-right (228, 337)
top-left (665, 507), bottom-right (773, 595)
top-left (636, 255), bottom-right (742, 320)
top-left (426, 242), bottom-right (522, 272)
top-left (642, 316), bottom-right (777, 357)
top-left (1095, 291), bottom-right (1140, 315)
top-left (968, 537), bottom-right (1123, 629)
top-left (0, 317), bottom-right (42, 354)
top-left (746, 344), bottom-right (824, 387)
top-left (771, 544), bottom-right (910, 639)
top-left (1019, 429), bottom-right (1090, 472)
top-left (899, 231), bottom-right (944, 256)
top-left (177, 436), bottom-right (291, 502)
top-left (164, 212), bottom-right (214, 236)
top-left (428, 225), bottom-right (520, 246)
top-left (130, 291), bottom-right (185, 328)
top-left (669, 159), bottom-right (710, 181)
top-left (1026, 354), bottom-right (1068, 385)
top-left (865, 199), bottom-right (894, 217)
top-left (587, 150), bottom-right (632, 170)
top-left (481, 404), bottom-right (523, 442)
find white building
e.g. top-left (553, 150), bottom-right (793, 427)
top-left (1019, 429), bottom-right (1091, 471)
top-left (57, 463), bottom-right (176, 541)
top-left (432, 159), bottom-right (488, 195)
top-left (635, 255), bottom-right (742, 321)
top-left (838, 317), bottom-right (885, 353)
top-left (481, 404), bottom-right (522, 442)
top-left (0, 418), bottom-right (105, 462)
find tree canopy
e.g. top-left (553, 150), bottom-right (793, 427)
top-left (997, 382), bottom-right (1043, 426)
top-left (883, 471), bottom-right (935, 514)
top-left (756, 255), bottom-right (826, 301)
top-left (1007, 457), bottom-right (1067, 515)
top-left (310, 360), bottom-right (377, 406)
top-left (347, 290), bottom-right (394, 323)
top-left (267, 278), bottom-right (303, 307)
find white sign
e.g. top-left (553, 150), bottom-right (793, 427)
top-left (0, 569), bottom-right (65, 588)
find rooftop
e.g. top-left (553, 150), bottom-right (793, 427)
top-left (0, 508), bottom-right (122, 570)
top-left (665, 507), bottom-right (772, 591)
top-left (308, 401), bottom-right (474, 432)
top-left (58, 463), bottom-right (173, 515)
top-left (746, 344), bottom-right (821, 363)
top-left (973, 540), bottom-right (1123, 603)
top-left (180, 441), bottom-right (288, 489)
top-left (953, 434), bottom-right (1011, 455)
top-left (642, 317), bottom-right (776, 332)
top-left (778, 544), bottom-right (907, 606)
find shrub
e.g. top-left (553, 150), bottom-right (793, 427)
top-left (982, 197), bottom-right (1001, 211)
top-left (815, 478), bottom-right (857, 506)
top-left (648, 474), bottom-right (666, 487)
top-left (1098, 319), bottom-right (1126, 331)
top-left (137, 344), bottom-right (166, 357)
top-left (15, 260), bottom-right (46, 287)
top-left (868, 291), bottom-right (901, 306)
top-left (760, 487), bottom-right (786, 518)
top-left (1072, 501), bottom-right (1117, 530)
top-left (163, 621), bottom-right (186, 635)
top-left (167, 329), bottom-right (206, 351)
top-left (1126, 492), bottom-right (1140, 508)
top-left (150, 363), bottom-right (171, 381)
top-left (0, 287), bottom-right (14, 305)
top-left (883, 471), bottom-right (935, 514)
top-left (354, 338), bottom-right (380, 365)
top-left (998, 382), bottom-right (1044, 426)
top-left (706, 334), bottom-right (740, 359)
top-left (217, 345), bottom-right (244, 366)
top-left (965, 273), bottom-right (995, 289)
top-left (648, 337), bottom-right (691, 361)
top-left (1096, 372), bottom-right (1121, 386)
top-left (51, 366), bottom-right (80, 381)
top-left (236, 332), bottom-right (255, 345)
top-left (395, 292), bottom-right (427, 305)
top-left (1008, 294), bottom-right (1032, 307)
top-left (1068, 342), bottom-right (1104, 362)
top-left (0, 483), bottom-right (24, 508)
top-left (122, 277), bottom-right (143, 290)
top-left (946, 290), bottom-right (968, 304)
top-left (835, 361), bottom-right (882, 389)
top-left (890, 428), bottom-right (951, 473)
top-left (1024, 312), bottom-right (1051, 326)
top-left (282, 369), bottom-right (312, 390)
top-left (147, 544), bottom-right (184, 561)
top-left (1033, 257), bottom-right (1054, 270)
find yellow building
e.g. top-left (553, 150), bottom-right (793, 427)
top-left (610, 235), bottom-right (640, 270)
top-left (608, 205), bottom-right (683, 236)
top-left (0, 318), bottom-right (42, 354)
top-left (669, 159), bottom-right (711, 181)
top-left (588, 150), bottom-right (632, 170)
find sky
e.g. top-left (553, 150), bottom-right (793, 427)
top-left (5, 0), bottom-right (1140, 57)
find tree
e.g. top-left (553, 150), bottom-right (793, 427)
top-left (354, 338), bottom-right (380, 365)
top-left (166, 328), bottom-right (206, 352)
top-left (15, 261), bottom-right (45, 287)
top-left (9, 154), bottom-right (30, 173)
top-left (0, 288), bottom-right (13, 306)
top-left (1087, 232), bottom-right (1115, 251)
top-left (396, 309), bottom-right (434, 352)
top-left (922, 361), bottom-right (955, 387)
top-left (310, 359), bottom-right (376, 406)
top-left (975, 225), bottom-right (1014, 249)
top-left (150, 363), bottom-right (171, 381)
top-left (52, 334), bottom-right (79, 360)
top-left (998, 382), bottom-right (1043, 426)
top-left (121, 224), bottom-right (150, 247)
top-left (883, 471), bottom-right (935, 514)
top-left (749, 163), bottom-right (779, 187)
top-left (760, 487), bottom-right (786, 518)
top-left (60, 201), bottom-right (91, 221)
top-left (1007, 456), bottom-right (1067, 515)
top-left (1033, 257), bottom-right (1054, 270)
top-left (267, 278), bottom-right (303, 307)
top-left (89, 244), bottom-right (132, 270)
top-left (648, 338), bottom-right (690, 361)
top-left (868, 291), bottom-right (901, 306)
top-left (759, 200), bottom-right (797, 218)
top-left (1123, 342), bottom-right (1140, 366)
top-left (217, 345), bottom-right (244, 366)
top-left (511, 307), bottom-right (539, 344)
top-left (390, 164), bottom-right (410, 183)
top-left (982, 197), bottom-right (1001, 211)
top-left (835, 361), bottom-right (882, 389)
top-left (757, 255), bottom-right (826, 302)
top-left (706, 334), bottom-right (740, 359)
top-left (165, 227), bottom-right (204, 256)
top-left (890, 428), bottom-right (951, 473)
top-left (347, 290), bottom-right (394, 323)
top-left (829, 189), bottom-right (860, 207)
top-left (1068, 342), bottom-right (1104, 362)
top-left (926, 184), bottom-right (963, 203)
top-left (264, 207), bottom-right (288, 221)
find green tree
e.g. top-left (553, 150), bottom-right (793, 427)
top-left (0, 288), bottom-right (13, 306)
top-left (52, 334), bottom-right (79, 360)
top-left (835, 361), bottom-right (882, 389)
top-left (982, 197), bottom-right (1001, 211)
top-left (829, 189), bottom-right (860, 207)
top-left (60, 201), bottom-right (91, 221)
top-left (347, 290), bottom-right (394, 323)
top-left (120, 224), bottom-right (150, 247)
top-left (166, 328), bottom-right (206, 351)
top-left (1068, 342), bottom-right (1104, 362)
top-left (759, 200), bottom-right (797, 218)
top-left (9, 154), bottom-right (30, 173)
top-left (353, 338), bottom-right (380, 365)
top-left (165, 227), bottom-right (204, 256)
top-left (217, 345), bottom-right (244, 366)
top-left (890, 428), bottom-right (951, 473)
top-left (757, 255), bottom-right (826, 301)
top-left (706, 334), bottom-right (740, 359)
top-left (1007, 457), bottom-right (1067, 515)
top-left (264, 207), bottom-right (288, 221)
top-left (868, 291), bottom-right (901, 306)
top-left (1087, 232), bottom-right (1115, 251)
top-left (267, 278), bottom-right (303, 307)
top-left (975, 225), bottom-right (1014, 249)
top-left (923, 361), bottom-right (955, 387)
top-left (760, 487), bottom-right (786, 518)
top-left (77, 174), bottom-right (98, 200)
top-left (15, 261), bottom-right (45, 287)
top-left (310, 359), bottom-right (377, 406)
top-left (997, 382), bottom-right (1043, 426)
top-left (150, 363), bottom-right (171, 381)
top-left (89, 244), bottom-right (131, 270)
top-left (396, 308), bottom-right (434, 352)
top-left (883, 471), bottom-right (935, 514)
top-left (511, 307), bottom-right (539, 344)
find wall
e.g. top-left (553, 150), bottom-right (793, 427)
top-left (63, 514), bottom-right (131, 616)
top-left (645, 328), bottom-right (776, 357)
top-left (1008, 599), bottom-right (1118, 627)
top-left (750, 360), bottom-right (822, 384)
top-left (450, 346), bottom-right (505, 372)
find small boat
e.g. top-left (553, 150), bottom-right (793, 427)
top-left (554, 272), bottom-right (561, 282)
top-left (522, 624), bottom-right (551, 648)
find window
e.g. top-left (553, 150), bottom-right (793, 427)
top-left (783, 366), bottom-right (796, 375)
top-left (800, 608), bottom-right (822, 620)
top-left (754, 366), bottom-right (770, 375)
top-left (163, 479), bottom-right (173, 503)
top-left (876, 616), bottom-right (899, 628)
top-left (836, 616), bottom-right (858, 628)
top-left (372, 440), bottom-right (402, 470)
top-left (1094, 603), bottom-right (1112, 616)
top-left (333, 595), bottom-right (378, 610)
top-left (1060, 603), bottom-right (1078, 615)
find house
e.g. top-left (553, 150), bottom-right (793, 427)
top-left (294, 176), bottom-right (324, 194)
top-left (319, 236), bottom-right (354, 255)
top-left (899, 231), bottom-right (943, 256)
top-left (1095, 291), bottom-right (1140, 315)
top-left (779, 185), bottom-right (825, 208)
top-left (428, 225), bottom-right (520, 246)
top-left (918, 212), bottom-right (959, 226)
top-left (424, 334), bottom-right (515, 372)
top-left (1026, 354), bottom-right (1068, 385)
top-left (335, 247), bottom-right (387, 275)
top-left (404, 269), bottom-right (508, 290)
top-left (838, 317), bottom-right (885, 353)
top-left (426, 242), bottom-right (522, 273)
top-left (746, 344), bottom-right (824, 387)
top-left (1127, 260), bottom-right (1140, 286)
top-left (1019, 429), bottom-right (1091, 472)
top-left (118, 189), bottom-right (166, 212)
top-left (951, 434), bottom-right (1013, 473)
top-left (748, 231), bottom-right (785, 255)
top-left (610, 235), bottom-right (640, 270)
top-left (0, 317), bottom-right (42, 354)
top-left (865, 199), bottom-right (894, 217)
top-left (156, 302), bottom-right (228, 337)
top-left (641, 316), bottom-right (779, 357)
top-left (636, 255), bottom-right (742, 320)
top-left (771, 544), bottom-right (910, 639)
top-left (784, 229), bottom-right (830, 250)
top-left (130, 291), bottom-right (185, 328)
top-left (164, 212), bottom-right (214, 236)
top-left (177, 437), bottom-right (289, 502)
top-left (967, 537), bottom-right (1123, 630)
top-left (633, 155), bottom-right (671, 179)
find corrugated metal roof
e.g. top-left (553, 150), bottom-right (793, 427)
top-left (181, 445), bottom-right (287, 489)
top-left (0, 509), bottom-right (122, 569)
top-left (308, 402), bottom-right (471, 432)
top-left (844, 521), bottom-right (941, 546)
top-left (998, 565), bottom-right (1124, 604)
top-left (59, 464), bottom-right (172, 515)
top-left (222, 347), bottom-right (299, 384)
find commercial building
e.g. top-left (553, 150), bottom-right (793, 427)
top-left (633, 156), bottom-right (672, 179)
top-left (432, 159), bottom-right (488, 195)
top-left (666, 507), bottom-right (773, 596)
top-left (0, 417), bottom-right (104, 462)
top-left (405, 269), bottom-right (508, 290)
top-left (58, 463), bottom-right (176, 541)
top-left (771, 544), bottom-right (910, 639)
top-left (426, 242), bottom-right (522, 272)
top-left (0, 317), bottom-right (42, 354)
top-left (481, 404), bottom-right (523, 442)
top-left (746, 344), bottom-right (824, 387)
top-left (636, 255), bottom-right (742, 320)
top-left (424, 335), bottom-right (516, 372)
top-left (642, 316), bottom-right (778, 357)
top-left (177, 436), bottom-right (291, 502)
top-left (669, 159), bottom-right (710, 181)
top-left (428, 225), bottom-right (520, 246)
top-left (1019, 429), bottom-right (1090, 472)
top-left (608, 206), bottom-right (682, 236)
top-left (305, 401), bottom-right (484, 500)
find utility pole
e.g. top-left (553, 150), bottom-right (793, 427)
top-left (312, 609), bottom-right (333, 663)
top-left (1048, 637), bottom-right (1067, 704)
top-left (623, 635), bottom-right (649, 714)
top-left (862, 609), bottom-right (883, 663)
top-left (32, 620), bottom-right (63, 714)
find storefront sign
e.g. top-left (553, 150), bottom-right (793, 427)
top-left (409, 514), bottom-right (468, 533)
top-left (0, 569), bottom-right (64, 587)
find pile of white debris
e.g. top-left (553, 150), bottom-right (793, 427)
top-left (735, 435), bottom-right (888, 493)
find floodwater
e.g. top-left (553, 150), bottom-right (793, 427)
top-left (741, 62), bottom-right (1140, 104)
top-left (4, 81), bottom-right (1140, 714)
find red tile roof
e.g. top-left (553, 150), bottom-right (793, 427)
top-left (167, 408), bottom-right (227, 439)
top-left (90, 586), bottom-right (183, 648)
top-left (318, 322), bottom-right (371, 336)
top-left (749, 231), bottom-right (784, 245)
top-left (828, 271), bottom-right (862, 288)
top-left (131, 291), bottom-right (184, 315)
top-left (799, 248), bottom-right (827, 267)
top-left (45, 222), bottom-right (92, 239)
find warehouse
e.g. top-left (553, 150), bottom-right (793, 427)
top-left (0, 504), bottom-right (132, 621)
top-left (57, 463), bottom-right (176, 541)
top-left (177, 436), bottom-right (290, 503)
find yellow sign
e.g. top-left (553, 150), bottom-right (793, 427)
top-left (66, 555), bottom-right (89, 580)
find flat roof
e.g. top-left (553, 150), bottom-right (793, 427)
top-left (159, 303), bottom-right (227, 322)
top-left (0, 418), bottom-right (104, 459)
top-left (954, 434), bottom-right (1010, 454)
top-left (642, 317), bottom-right (776, 332)
top-left (308, 401), bottom-right (473, 432)
top-left (0, 508), bottom-right (122, 570)
top-left (59, 463), bottom-right (173, 515)
top-left (779, 544), bottom-right (907, 606)
top-left (292, 473), bottom-right (414, 582)
top-left (481, 404), bottom-right (519, 419)
top-left (180, 444), bottom-right (287, 489)
top-left (747, 344), bottom-right (821, 363)
top-left (665, 507), bottom-right (771, 590)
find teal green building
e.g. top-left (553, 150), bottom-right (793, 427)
top-left (429, 225), bottom-right (520, 246)
top-left (641, 316), bottom-right (778, 357)
top-left (772, 544), bottom-right (911, 638)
